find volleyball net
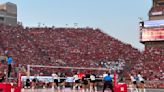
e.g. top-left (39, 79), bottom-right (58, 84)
top-left (21, 65), bottom-right (111, 88)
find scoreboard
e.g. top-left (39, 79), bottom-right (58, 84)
top-left (140, 27), bottom-right (164, 42)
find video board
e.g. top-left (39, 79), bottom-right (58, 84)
top-left (140, 27), bottom-right (164, 42)
top-left (143, 20), bottom-right (164, 28)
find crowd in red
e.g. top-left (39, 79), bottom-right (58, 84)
top-left (149, 6), bottom-right (164, 16)
top-left (0, 24), bottom-right (163, 88)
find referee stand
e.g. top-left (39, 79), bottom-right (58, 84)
top-left (114, 71), bottom-right (127, 92)
top-left (0, 71), bottom-right (22, 92)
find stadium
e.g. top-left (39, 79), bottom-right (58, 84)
top-left (0, 0), bottom-right (164, 92)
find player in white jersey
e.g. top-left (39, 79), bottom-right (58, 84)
top-left (89, 74), bottom-right (97, 92)
top-left (137, 72), bottom-right (145, 92)
top-left (51, 72), bottom-right (59, 89)
top-left (129, 73), bottom-right (138, 92)
top-left (73, 72), bottom-right (80, 90)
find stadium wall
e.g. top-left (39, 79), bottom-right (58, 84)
top-left (149, 15), bottom-right (164, 20)
top-left (144, 41), bottom-right (164, 48)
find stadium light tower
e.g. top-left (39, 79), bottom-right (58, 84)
top-left (74, 23), bottom-right (78, 28)
top-left (138, 17), bottom-right (143, 21)
top-left (65, 24), bottom-right (68, 27)
top-left (38, 22), bottom-right (41, 27)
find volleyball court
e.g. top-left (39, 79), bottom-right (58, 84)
top-left (1, 64), bottom-right (164, 92)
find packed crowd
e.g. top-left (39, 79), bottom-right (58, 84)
top-left (0, 24), bottom-right (163, 88)
top-left (149, 6), bottom-right (164, 14)
top-left (149, 5), bottom-right (164, 17)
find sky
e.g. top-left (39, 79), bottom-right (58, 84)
top-left (1, 0), bottom-right (152, 50)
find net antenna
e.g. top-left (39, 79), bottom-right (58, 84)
top-left (27, 65), bottom-right (109, 77)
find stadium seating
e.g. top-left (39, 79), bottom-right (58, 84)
top-left (149, 6), bottom-right (164, 16)
top-left (0, 24), bottom-right (163, 88)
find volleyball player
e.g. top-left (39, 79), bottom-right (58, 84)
top-left (81, 74), bottom-right (89, 92)
top-left (89, 74), bottom-right (97, 92)
top-left (32, 74), bottom-right (38, 89)
top-left (51, 72), bottom-right (59, 89)
top-left (129, 73), bottom-right (138, 92)
top-left (137, 72), bottom-right (145, 92)
top-left (73, 72), bottom-right (80, 90)
top-left (59, 73), bottom-right (66, 89)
